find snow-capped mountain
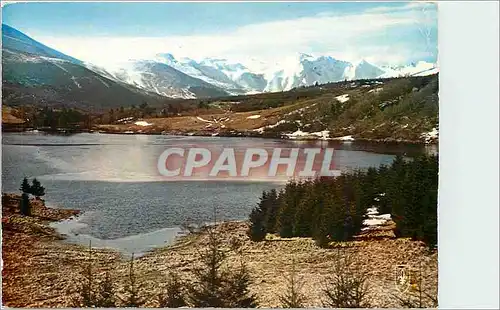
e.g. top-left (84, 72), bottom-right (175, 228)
top-left (378, 61), bottom-right (438, 78)
top-left (95, 59), bottom-right (230, 99)
top-left (91, 56), bottom-right (270, 97)
top-left (154, 53), bottom-right (241, 92)
top-left (352, 60), bottom-right (385, 80)
top-left (88, 53), bottom-right (439, 98)
top-left (196, 58), bottom-right (267, 92)
top-left (3, 24), bottom-right (439, 102)
top-left (263, 53), bottom-right (352, 92)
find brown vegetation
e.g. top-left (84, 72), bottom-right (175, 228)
top-left (1, 193), bottom-right (437, 308)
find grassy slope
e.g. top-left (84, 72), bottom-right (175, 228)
top-left (97, 74), bottom-right (439, 143)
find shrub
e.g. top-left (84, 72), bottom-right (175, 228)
top-left (278, 260), bottom-right (307, 308)
top-left (120, 253), bottom-right (146, 307)
top-left (94, 272), bottom-right (116, 307)
top-left (322, 249), bottom-right (371, 308)
top-left (188, 225), bottom-right (257, 307)
top-left (158, 272), bottom-right (187, 308)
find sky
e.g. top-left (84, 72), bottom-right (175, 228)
top-left (2, 1), bottom-right (438, 70)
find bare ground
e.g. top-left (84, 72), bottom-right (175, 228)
top-left (2, 193), bottom-right (437, 308)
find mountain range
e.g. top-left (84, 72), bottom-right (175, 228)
top-left (1, 24), bottom-right (438, 108)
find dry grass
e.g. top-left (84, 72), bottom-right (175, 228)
top-left (2, 106), bottom-right (25, 124)
top-left (95, 100), bottom-right (314, 135)
top-left (2, 194), bottom-right (437, 308)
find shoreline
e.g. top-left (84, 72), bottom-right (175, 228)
top-left (2, 126), bottom-right (438, 146)
top-left (49, 213), bottom-right (184, 258)
top-left (2, 192), bottom-right (438, 308)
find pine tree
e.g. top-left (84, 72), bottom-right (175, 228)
top-left (322, 249), bottom-right (371, 308)
top-left (19, 192), bottom-right (31, 216)
top-left (222, 262), bottom-right (258, 308)
top-left (121, 253), bottom-right (145, 307)
top-left (386, 154), bottom-right (438, 246)
top-left (95, 271), bottom-right (116, 307)
top-left (187, 226), bottom-right (227, 307)
top-left (278, 260), bottom-right (307, 308)
top-left (189, 219), bottom-right (257, 307)
top-left (158, 272), bottom-right (187, 308)
top-left (20, 177), bottom-right (31, 194)
top-left (264, 188), bottom-right (280, 233)
top-left (248, 191), bottom-right (269, 241)
top-left (277, 181), bottom-right (305, 238)
top-left (31, 178), bottom-right (45, 199)
top-left (72, 242), bottom-right (96, 307)
top-left (293, 181), bottom-right (315, 237)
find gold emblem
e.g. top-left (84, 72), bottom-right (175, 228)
top-left (395, 264), bottom-right (422, 293)
top-left (395, 265), bottom-right (411, 292)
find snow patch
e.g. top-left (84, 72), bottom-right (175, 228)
top-left (284, 104), bottom-right (316, 117)
top-left (117, 117), bottom-right (134, 124)
top-left (421, 128), bottom-right (438, 143)
top-left (368, 87), bottom-right (383, 93)
top-left (332, 135), bottom-right (355, 141)
top-left (335, 94), bottom-right (350, 103)
top-left (285, 130), bottom-right (310, 139)
top-left (51, 61), bottom-right (70, 73)
top-left (134, 121), bottom-right (152, 127)
top-left (253, 120), bottom-right (287, 133)
top-left (310, 130), bottom-right (330, 140)
top-left (71, 76), bottom-right (81, 89)
top-left (96, 77), bottom-right (110, 88)
top-left (362, 207), bottom-right (392, 230)
top-left (366, 207), bottom-right (378, 216)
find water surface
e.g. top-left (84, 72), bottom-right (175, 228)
top-left (2, 132), bottom-right (435, 256)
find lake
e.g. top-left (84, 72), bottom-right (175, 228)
top-left (1, 132), bottom-right (436, 256)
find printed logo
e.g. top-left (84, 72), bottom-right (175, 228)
top-left (395, 264), bottom-right (421, 293)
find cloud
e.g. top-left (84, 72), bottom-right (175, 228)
top-left (36, 3), bottom-right (437, 69)
top-left (366, 1), bottom-right (437, 13)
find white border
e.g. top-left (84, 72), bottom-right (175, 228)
top-left (438, 1), bottom-right (499, 309)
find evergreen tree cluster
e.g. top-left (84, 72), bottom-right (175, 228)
top-left (19, 177), bottom-right (46, 199)
top-left (248, 154), bottom-right (438, 248)
top-left (18, 177), bottom-right (46, 216)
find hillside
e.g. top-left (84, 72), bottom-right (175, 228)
top-left (96, 74), bottom-right (439, 143)
top-left (2, 50), bottom-right (166, 110)
top-left (1, 24), bottom-right (164, 110)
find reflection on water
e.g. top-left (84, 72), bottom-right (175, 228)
top-left (2, 132), bottom-right (436, 254)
